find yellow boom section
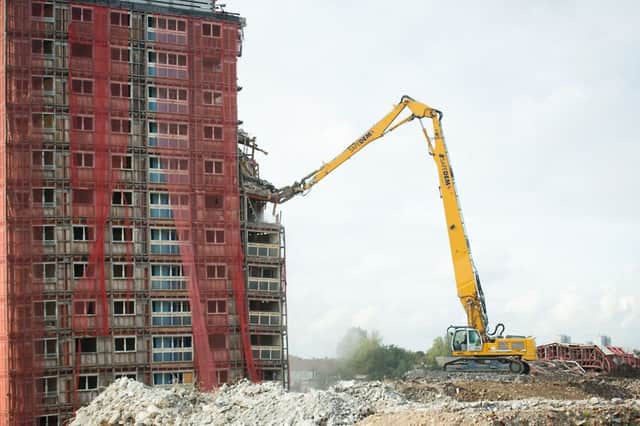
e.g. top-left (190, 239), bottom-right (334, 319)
top-left (272, 96), bottom-right (493, 338)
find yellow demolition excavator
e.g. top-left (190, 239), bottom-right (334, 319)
top-left (268, 95), bottom-right (537, 373)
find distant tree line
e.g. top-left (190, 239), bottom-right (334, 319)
top-left (335, 327), bottom-right (451, 380)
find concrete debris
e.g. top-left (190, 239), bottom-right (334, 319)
top-left (72, 374), bottom-right (640, 426)
top-left (529, 359), bottom-right (586, 376)
top-left (71, 378), bottom-right (405, 426)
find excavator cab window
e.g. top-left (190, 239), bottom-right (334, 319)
top-left (451, 328), bottom-right (482, 352)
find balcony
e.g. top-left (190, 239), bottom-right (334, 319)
top-left (249, 312), bottom-right (281, 328)
top-left (247, 278), bottom-right (280, 293)
top-left (252, 346), bottom-right (282, 361)
top-left (246, 243), bottom-right (279, 259)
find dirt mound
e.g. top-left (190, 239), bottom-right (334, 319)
top-left (395, 375), bottom-right (635, 403)
top-left (360, 404), bottom-right (640, 426)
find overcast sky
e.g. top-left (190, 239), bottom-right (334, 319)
top-left (228, 0), bottom-right (640, 357)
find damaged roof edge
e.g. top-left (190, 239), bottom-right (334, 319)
top-left (72, 0), bottom-right (246, 25)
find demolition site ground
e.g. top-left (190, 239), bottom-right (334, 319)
top-left (72, 369), bottom-right (640, 425)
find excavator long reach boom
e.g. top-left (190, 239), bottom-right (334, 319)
top-left (272, 95), bottom-right (537, 373)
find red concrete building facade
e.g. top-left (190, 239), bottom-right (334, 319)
top-left (0, 1), bottom-right (289, 424)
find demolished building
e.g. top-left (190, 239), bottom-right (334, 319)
top-left (537, 343), bottom-right (640, 375)
top-left (0, 0), bottom-right (288, 424)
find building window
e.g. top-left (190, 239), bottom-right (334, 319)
top-left (148, 157), bottom-right (189, 184)
top-left (205, 229), bottom-right (225, 244)
top-left (203, 90), bottom-right (222, 106)
top-left (148, 17), bottom-right (187, 32)
top-left (111, 154), bottom-right (133, 170)
top-left (202, 23), bottom-right (221, 38)
top-left (112, 226), bottom-right (133, 242)
top-left (32, 188), bottom-right (55, 207)
top-left (111, 118), bottom-right (131, 133)
top-left (33, 263), bottom-right (56, 281)
top-left (36, 377), bottom-right (57, 397)
top-left (249, 266), bottom-right (279, 279)
top-left (147, 86), bottom-right (189, 113)
top-left (35, 338), bottom-right (57, 358)
top-left (112, 191), bottom-right (133, 206)
top-left (111, 82), bottom-right (131, 98)
top-left (110, 11), bottom-right (130, 27)
top-left (71, 6), bottom-right (92, 22)
top-left (111, 47), bottom-right (130, 62)
top-left (152, 335), bottom-right (193, 363)
top-left (150, 228), bottom-right (182, 255)
top-left (73, 225), bottom-right (94, 241)
top-left (151, 264), bottom-right (186, 290)
top-left (203, 125), bottom-right (223, 140)
top-left (149, 157), bottom-right (189, 171)
top-left (113, 300), bottom-right (135, 316)
top-left (73, 152), bottom-right (94, 168)
top-left (37, 415), bottom-right (59, 426)
top-left (114, 336), bottom-right (136, 353)
top-left (74, 300), bottom-right (96, 316)
top-left (71, 43), bottom-right (93, 58)
top-left (32, 150), bottom-right (54, 168)
top-left (149, 121), bottom-right (188, 137)
top-left (32, 39), bottom-right (54, 55)
top-left (34, 301), bottom-right (57, 319)
top-left (114, 372), bottom-right (137, 380)
top-left (32, 76), bottom-right (54, 93)
top-left (33, 225), bottom-right (55, 243)
top-left (152, 300), bottom-right (191, 327)
top-left (112, 263), bottom-right (134, 279)
top-left (204, 160), bottom-right (223, 175)
top-left (78, 375), bottom-right (98, 391)
top-left (148, 121), bottom-right (189, 148)
top-left (147, 86), bottom-right (188, 101)
top-left (147, 86), bottom-right (188, 104)
top-left (32, 113), bottom-right (54, 129)
top-left (71, 78), bottom-right (93, 95)
top-left (207, 299), bottom-right (226, 314)
top-left (72, 115), bottom-right (94, 131)
top-left (148, 192), bottom-right (171, 219)
top-left (76, 337), bottom-right (97, 353)
top-left (148, 51), bottom-right (187, 67)
top-left (32, 2), bottom-right (54, 19)
top-left (206, 264), bottom-right (227, 279)
top-left (147, 16), bottom-right (187, 44)
top-left (149, 193), bottom-right (189, 219)
top-left (202, 57), bottom-right (222, 73)
top-left (73, 263), bottom-right (93, 279)
top-left (147, 51), bottom-right (188, 78)
top-left (73, 189), bottom-right (94, 204)
top-left (153, 371), bottom-right (191, 386)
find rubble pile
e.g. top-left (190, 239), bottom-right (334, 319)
top-left (72, 374), bottom-right (640, 426)
top-left (71, 378), bottom-right (405, 426)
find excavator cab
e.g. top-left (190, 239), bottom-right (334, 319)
top-left (448, 326), bottom-right (483, 352)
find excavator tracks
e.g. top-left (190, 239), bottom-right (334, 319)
top-left (444, 357), bottom-right (530, 374)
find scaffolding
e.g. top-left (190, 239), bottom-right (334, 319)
top-left (0, 1), bottom-right (287, 424)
